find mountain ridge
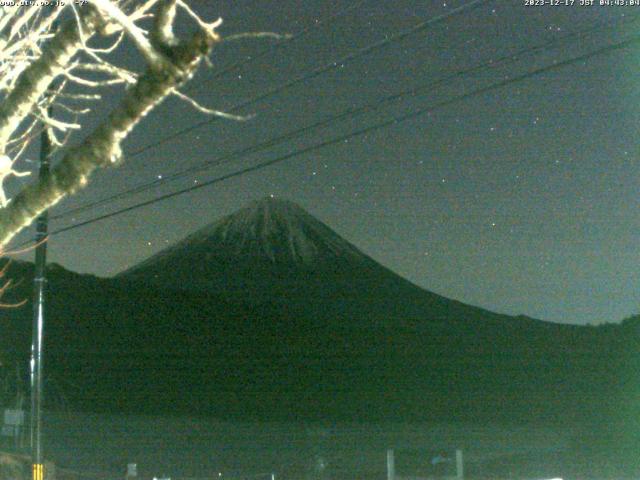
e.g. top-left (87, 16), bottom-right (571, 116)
top-left (0, 198), bottom-right (635, 426)
top-left (114, 199), bottom-right (494, 327)
top-left (120, 197), bottom-right (370, 274)
top-left (116, 197), bottom-right (580, 332)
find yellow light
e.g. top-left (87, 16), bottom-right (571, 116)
top-left (32, 463), bottom-right (44, 480)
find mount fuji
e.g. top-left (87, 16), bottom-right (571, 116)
top-left (0, 198), bottom-right (636, 424)
top-left (118, 197), bottom-right (512, 326)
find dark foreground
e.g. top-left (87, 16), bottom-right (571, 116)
top-left (0, 412), bottom-right (637, 480)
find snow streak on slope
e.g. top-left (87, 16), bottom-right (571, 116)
top-left (122, 197), bottom-right (371, 275)
top-left (203, 197), bottom-right (366, 264)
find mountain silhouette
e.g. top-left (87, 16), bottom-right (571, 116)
top-left (118, 197), bottom-right (517, 326)
top-left (123, 197), bottom-right (368, 270)
top-left (0, 198), bottom-right (636, 427)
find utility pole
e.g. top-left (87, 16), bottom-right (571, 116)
top-left (30, 104), bottom-right (52, 480)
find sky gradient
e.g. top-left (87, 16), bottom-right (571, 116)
top-left (7, 0), bottom-right (640, 325)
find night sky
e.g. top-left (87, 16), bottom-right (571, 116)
top-left (7, 0), bottom-right (640, 325)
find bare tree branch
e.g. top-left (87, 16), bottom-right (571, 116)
top-left (91, 0), bottom-right (163, 66)
top-left (0, 6), bottom-right (104, 152)
top-left (171, 89), bottom-right (253, 121)
top-left (0, 7), bottom-right (221, 247)
top-left (223, 32), bottom-right (292, 43)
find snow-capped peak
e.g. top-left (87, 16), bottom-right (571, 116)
top-left (201, 197), bottom-right (366, 265)
top-left (123, 197), bottom-right (369, 275)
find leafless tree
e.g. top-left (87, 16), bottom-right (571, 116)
top-left (0, 0), bottom-right (255, 249)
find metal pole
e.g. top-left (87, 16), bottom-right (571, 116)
top-left (30, 104), bottom-right (52, 478)
top-left (386, 449), bottom-right (395, 480)
top-left (455, 449), bottom-right (464, 480)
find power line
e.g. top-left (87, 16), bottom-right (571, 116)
top-left (51, 12), bottom-right (640, 221)
top-left (41, 32), bottom-right (640, 240)
top-left (124, 0), bottom-right (492, 160)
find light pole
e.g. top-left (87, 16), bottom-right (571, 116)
top-left (30, 104), bottom-right (52, 480)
